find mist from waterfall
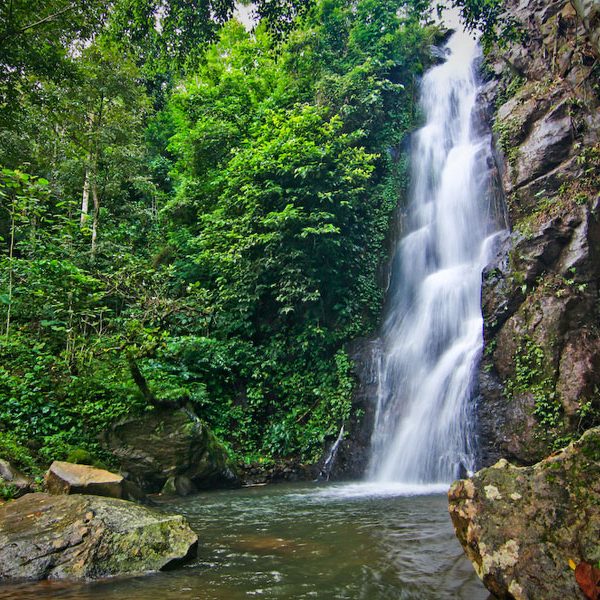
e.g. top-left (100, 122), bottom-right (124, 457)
top-left (367, 30), bottom-right (506, 484)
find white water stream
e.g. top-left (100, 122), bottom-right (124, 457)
top-left (368, 31), bottom-right (506, 484)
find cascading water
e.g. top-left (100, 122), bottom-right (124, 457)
top-left (368, 31), bottom-right (506, 484)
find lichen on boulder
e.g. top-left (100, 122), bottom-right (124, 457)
top-left (0, 493), bottom-right (198, 581)
top-left (449, 427), bottom-right (600, 599)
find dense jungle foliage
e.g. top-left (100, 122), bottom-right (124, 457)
top-left (0, 0), bottom-right (499, 474)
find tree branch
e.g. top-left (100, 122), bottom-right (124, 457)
top-left (0, 2), bottom-right (77, 44)
top-left (126, 353), bottom-right (158, 406)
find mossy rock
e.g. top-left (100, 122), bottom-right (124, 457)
top-left (0, 493), bottom-right (198, 580)
top-left (103, 407), bottom-right (239, 494)
top-left (449, 427), bottom-right (600, 599)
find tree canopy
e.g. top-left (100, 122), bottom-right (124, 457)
top-left (0, 0), bottom-right (441, 473)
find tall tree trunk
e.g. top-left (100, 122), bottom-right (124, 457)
top-left (5, 197), bottom-right (15, 338)
top-left (91, 179), bottom-right (99, 256)
top-left (127, 355), bottom-right (157, 406)
top-left (80, 164), bottom-right (90, 226)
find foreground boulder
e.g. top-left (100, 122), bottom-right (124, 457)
top-left (0, 459), bottom-right (32, 497)
top-left (45, 461), bottom-right (123, 498)
top-left (449, 427), bottom-right (600, 599)
top-left (0, 493), bottom-right (198, 580)
top-left (104, 407), bottom-right (239, 494)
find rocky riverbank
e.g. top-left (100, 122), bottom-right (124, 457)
top-left (449, 2), bottom-right (600, 596)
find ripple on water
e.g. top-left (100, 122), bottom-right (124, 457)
top-left (0, 482), bottom-right (488, 600)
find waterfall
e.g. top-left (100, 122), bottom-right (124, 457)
top-left (367, 31), bottom-right (506, 484)
top-left (319, 424), bottom-right (345, 481)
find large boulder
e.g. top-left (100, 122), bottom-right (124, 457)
top-left (448, 427), bottom-right (600, 599)
top-left (0, 493), bottom-right (198, 581)
top-left (104, 407), bottom-right (239, 494)
top-left (0, 459), bottom-right (32, 498)
top-left (45, 461), bottom-right (123, 498)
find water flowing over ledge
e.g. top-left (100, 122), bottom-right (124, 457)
top-left (368, 30), bottom-right (507, 484)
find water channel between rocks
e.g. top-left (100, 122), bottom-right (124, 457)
top-left (0, 482), bottom-right (488, 600)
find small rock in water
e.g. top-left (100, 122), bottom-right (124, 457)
top-left (0, 459), bottom-right (32, 497)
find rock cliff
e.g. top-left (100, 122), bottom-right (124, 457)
top-left (477, 0), bottom-right (600, 465)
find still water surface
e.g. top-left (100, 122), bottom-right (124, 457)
top-left (0, 482), bottom-right (489, 600)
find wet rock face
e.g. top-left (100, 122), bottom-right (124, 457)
top-left (449, 427), bottom-right (600, 600)
top-left (238, 459), bottom-right (314, 486)
top-left (572, 0), bottom-right (600, 57)
top-left (476, 0), bottom-right (600, 465)
top-left (0, 493), bottom-right (198, 581)
top-left (325, 338), bottom-right (379, 480)
top-left (103, 407), bottom-right (239, 494)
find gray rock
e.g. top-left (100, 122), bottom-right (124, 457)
top-left (476, 0), bottom-right (600, 465)
top-left (0, 459), bottom-right (32, 497)
top-left (45, 461), bottom-right (123, 498)
top-left (161, 475), bottom-right (197, 497)
top-left (478, 200), bottom-right (600, 463)
top-left (511, 101), bottom-right (574, 190)
top-left (572, 0), bottom-right (600, 57)
top-left (104, 407), bottom-right (239, 494)
top-left (449, 427), bottom-right (600, 600)
top-left (0, 493), bottom-right (198, 581)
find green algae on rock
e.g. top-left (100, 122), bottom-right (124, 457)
top-left (449, 427), bottom-right (600, 600)
top-left (0, 493), bottom-right (198, 581)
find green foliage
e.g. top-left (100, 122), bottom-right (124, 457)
top-left (447, 0), bottom-right (523, 52)
top-left (576, 397), bottom-right (600, 437)
top-left (0, 0), bottom-right (107, 126)
top-left (254, 0), bottom-right (315, 41)
top-left (492, 116), bottom-right (521, 165)
top-left (0, 432), bottom-right (36, 472)
top-left (0, 0), bottom-right (434, 467)
top-left (505, 337), bottom-right (566, 449)
top-left (494, 73), bottom-right (526, 109)
top-left (0, 483), bottom-right (19, 501)
top-left (65, 449), bottom-right (95, 465)
top-left (109, 0), bottom-right (235, 74)
top-left (153, 3), bottom-right (434, 460)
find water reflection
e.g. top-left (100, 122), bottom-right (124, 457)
top-left (0, 483), bottom-right (488, 599)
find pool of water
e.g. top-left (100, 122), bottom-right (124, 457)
top-left (0, 482), bottom-right (489, 599)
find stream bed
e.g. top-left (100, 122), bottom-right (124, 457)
top-left (0, 482), bottom-right (489, 599)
